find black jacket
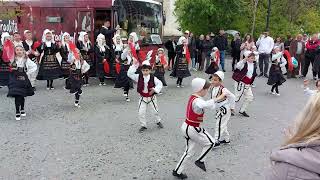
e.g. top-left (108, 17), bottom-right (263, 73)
top-left (214, 35), bottom-right (228, 51)
top-left (201, 40), bottom-right (214, 53)
top-left (99, 27), bottom-right (117, 46)
top-left (164, 40), bottom-right (176, 53)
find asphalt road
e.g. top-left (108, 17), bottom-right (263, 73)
top-left (0, 59), bottom-right (310, 180)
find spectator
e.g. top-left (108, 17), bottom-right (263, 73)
top-left (214, 29), bottom-right (228, 72)
top-left (99, 20), bottom-right (120, 46)
top-left (256, 32), bottom-right (274, 78)
top-left (240, 34), bottom-right (255, 60)
top-left (164, 36), bottom-right (177, 71)
top-left (267, 94), bottom-right (320, 180)
top-left (284, 35), bottom-right (293, 51)
top-left (303, 34), bottom-right (320, 79)
top-left (274, 37), bottom-right (285, 52)
top-left (189, 32), bottom-right (197, 71)
top-left (196, 34), bottom-right (205, 70)
top-left (289, 34), bottom-right (305, 78)
top-left (200, 34), bottom-right (214, 71)
top-left (231, 33), bottom-right (241, 71)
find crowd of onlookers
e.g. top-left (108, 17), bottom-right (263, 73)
top-left (165, 29), bottom-right (320, 80)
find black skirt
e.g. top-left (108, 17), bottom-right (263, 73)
top-left (114, 64), bottom-right (132, 88)
top-left (61, 59), bottom-right (71, 78)
top-left (37, 55), bottom-right (63, 80)
top-left (66, 70), bottom-right (83, 94)
top-left (0, 62), bottom-right (10, 86)
top-left (170, 57), bottom-right (191, 78)
top-left (205, 61), bottom-right (219, 75)
top-left (154, 65), bottom-right (167, 86)
top-left (7, 70), bottom-right (34, 97)
top-left (267, 64), bottom-right (286, 86)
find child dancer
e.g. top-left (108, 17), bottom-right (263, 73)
top-left (36, 29), bottom-right (63, 90)
top-left (0, 32), bottom-right (12, 88)
top-left (7, 45), bottom-right (37, 120)
top-left (232, 52), bottom-right (257, 117)
top-left (77, 31), bottom-right (94, 86)
top-left (127, 58), bottom-right (164, 133)
top-left (114, 45), bottom-right (132, 102)
top-left (303, 79), bottom-right (320, 96)
top-left (67, 49), bottom-right (90, 107)
top-left (210, 71), bottom-right (236, 147)
top-left (95, 34), bottom-right (112, 86)
top-left (60, 32), bottom-right (71, 79)
top-left (205, 47), bottom-right (220, 79)
top-left (267, 46), bottom-right (287, 96)
top-left (173, 78), bottom-right (225, 179)
top-left (170, 36), bottom-right (191, 87)
top-left (153, 48), bottom-right (168, 88)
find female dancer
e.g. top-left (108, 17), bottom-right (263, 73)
top-left (77, 31), bottom-right (94, 86)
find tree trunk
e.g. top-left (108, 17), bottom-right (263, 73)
top-left (251, 0), bottom-right (259, 36)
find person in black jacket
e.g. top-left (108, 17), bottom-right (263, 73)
top-left (164, 37), bottom-right (177, 70)
top-left (200, 35), bottom-right (214, 71)
top-left (99, 20), bottom-right (120, 47)
top-left (189, 33), bottom-right (197, 71)
top-left (214, 30), bottom-right (228, 72)
top-left (231, 33), bottom-right (241, 71)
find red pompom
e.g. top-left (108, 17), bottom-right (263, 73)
top-left (185, 46), bottom-right (191, 63)
top-left (115, 63), bottom-right (121, 74)
top-left (2, 39), bottom-right (14, 63)
top-left (32, 41), bottom-right (42, 51)
top-left (284, 50), bottom-right (293, 72)
top-left (160, 54), bottom-right (167, 65)
top-left (104, 60), bottom-right (110, 74)
top-left (68, 42), bottom-right (80, 60)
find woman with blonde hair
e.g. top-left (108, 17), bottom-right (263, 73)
top-left (267, 94), bottom-right (320, 180)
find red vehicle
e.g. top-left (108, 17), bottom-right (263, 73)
top-left (0, 0), bottom-right (164, 64)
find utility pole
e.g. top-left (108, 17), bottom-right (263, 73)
top-left (265, 0), bottom-right (271, 31)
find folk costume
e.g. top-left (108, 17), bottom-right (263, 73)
top-left (60, 32), bottom-right (72, 78)
top-left (210, 71), bottom-right (235, 146)
top-left (153, 48), bottom-right (168, 87)
top-left (232, 52), bottom-right (257, 117)
top-left (7, 50), bottom-right (37, 121)
top-left (127, 60), bottom-right (163, 132)
top-left (173, 78), bottom-right (218, 179)
top-left (267, 50), bottom-right (287, 95)
top-left (77, 31), bottom-right (94, 85)
top-left (22, 30), bottom-right (40, 89)
top-left (95, 34), bottom-right (112, 85)
top-left (205, 47), bottom-right (220, 77)
top-left (36, 29), bottom-right (63, 89)
top-left (0, 32), bottom-right (13, 87)
top-left (170, 36), bottom-right (191, 87)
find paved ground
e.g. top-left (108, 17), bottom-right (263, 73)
top-left (0, 58), bottom-right (311, 180)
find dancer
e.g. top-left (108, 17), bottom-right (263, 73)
top-left (127, 58), bottom-right (164, 133)
top-left (22, 30), bottom-right (40, 90)
top-left (36, 29), bottom-right (63, 90)
top-left (7, 45), bottom-right (37, 121)
top-left (77, 31), bottom-right (94, 86)
top-left (170, 36), bottom-right (191, 88)
top-left (112, 34), bottom-right (124, 77)
top-left (66, 49), bottom-right (90, 107)
top-left (205, 47), bottom-right (220, 79)
top-left (95, 34), bottom-right (112, 86)
top-left (267, 47), bottom-right (287, 96)
top-left (232, 52), bottom-right (257, 117)
top-left (303, 79), bottom-right (320, 96)
top-left (173, 78), bottom-right (224, 179)
top-left (60, 32), bottom-right (72, 79)
top-left (114, 44), bottom-right (132, 102)
top-left (210, 71), bottom-right (235, 147)
top-left (153, 48), bottom-right (168, 89)
top-left (13, 32), bottom-right (23, 47)
top-left (0, 32), bottom-right (13, 88)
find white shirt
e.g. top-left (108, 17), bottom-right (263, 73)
top-left (296, 42), bottom-right (303, 55)
top-left (236, 60), bottom-right (254, 78)
top-left (210, 86), bottom-right (236, 109)
top-left (127, 64), bottom-right (163, 94)
top-left (256, 36), bottom-right (274, 54)
top-left (192, 97), bottom-right (216, 114)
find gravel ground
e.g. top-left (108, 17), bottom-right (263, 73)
top-left (0, 59), bottom-right (309, 180)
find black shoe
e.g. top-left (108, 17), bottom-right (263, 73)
top-left (258, 73), bottom-right (263, 77)
top-left (231, 112), bottom-right (235, 116)
top-left (214, 141), bottom-right (220, 147)
top-left (195, 160), bottom-right (206, 172)
top-left (264, 74), bottom-right (269, 78)
top-left (239, 111), bottom-right (250, 117)
top-left (156, 122), bottom-right (164, 128)
top-left (139, 126), bottom-right (147, 133)
top-left (172, 170), bottom-right (188, 179)
top-left (222, 69), bottom-right (226, 72)
top-left (219, 140), bottom-right (230, 144)
top-left (32, 87), bottom-right (36, 91)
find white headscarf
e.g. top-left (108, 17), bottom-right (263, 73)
top-left (129, 32), bottom-right (138, 43)
top-left (61, 32), bottom-right (70, 49)
top-left (1, 32), bottom-right (10, 45)
top-left (42, 29), bottom-right (54, 47)
top-left (96, 33), bottom-right (106, 52)
top-left (78, 32), bottom-right (91, 49)
top-left (177, 36), bottom-right (186, 45)
top-left (113, 34), bottom-right (123, 52)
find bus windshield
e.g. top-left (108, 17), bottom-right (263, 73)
top-left (115, 0), bottom-right (163, 45)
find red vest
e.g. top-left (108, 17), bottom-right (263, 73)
top-left (137, 74), bottom-right (155, 97)
top-left (185, 95), bottom-right (204, 127)
top-left (232, 62), bottom-right (257, 85)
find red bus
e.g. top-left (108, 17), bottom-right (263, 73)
top-left (0, 0), bottom-right (163, 63)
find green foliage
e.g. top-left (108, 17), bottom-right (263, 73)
top-left (0, 1), bottom-right (23, 20)
top-left (174, 0), bottom-right (320, 38)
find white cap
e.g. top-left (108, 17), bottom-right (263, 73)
top-left (24, 30), bottom-right (31, 35)
top-left (142, 60), bottom-right (151, 66)
top-left (192, 78), bottom-right (206, 93)
top-left (214, 71), bottom-right (224, 81)
top-left (184, 30), bottom-right (190, 34)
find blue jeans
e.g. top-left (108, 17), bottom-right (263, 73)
top-left (192, 58), bottom-right (196, 68)
top-left (220, 50), bottom-right (225, 70)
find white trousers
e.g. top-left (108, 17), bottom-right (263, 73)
top-left (28, 71), bottom-right (37, 87)
top-left (175, 122), bottom-right (214, 174)
top-left (214, 105), bottom-right (231, 142)
top-left (234, 81), bottom-right (254, 112)
top-left (138, 96), bottom-right (161, 127)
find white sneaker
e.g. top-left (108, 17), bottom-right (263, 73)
top-left (126, 98), bottom-right (131, 102)
top-left (270, 92), bottom-right (276, 95)
top-left (251, 84), bottom-right (256, 88)
top-left (74, 103), bottom-right (81, 108)
top-left (20, 111), bottom-right (26, 117)
top-left (276, 93), bottom-right (280, 96)
top-left (180, 85), bottom-right (185, 88)
top-left (99, 83), bottom-right (103, 86)
top-left (158, 92), bottom-right (163, 95)
top-left (15, 115), bottom-right (21, 121)
top-left (177, 85), bottom-right (180, 88)
top-left (46, 87), bottom-right (50, 90)
top-left (123, 93), bottom-right (128, 97)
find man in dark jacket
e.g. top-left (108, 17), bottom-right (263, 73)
top-left (99, 20), bottom-right (120, 47)
top-left (214, 29), bottom-right (228, 72)
top-left (164, 37), bottom-right (177, 70)
top-left (188, 33), bottom-right (197, 70)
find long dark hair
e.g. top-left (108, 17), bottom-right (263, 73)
top-left (243, 34), bottom-right (253, 43)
